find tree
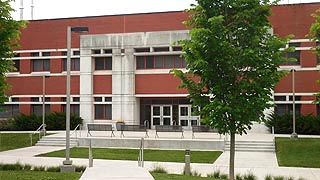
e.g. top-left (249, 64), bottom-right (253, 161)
top-left (0, 0), bottom-right (25, 103)
top-left (172, 0), bottom-right (288, 179)
top-left (309, 9), bottom-right (320, 103)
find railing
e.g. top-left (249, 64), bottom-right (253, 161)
top-left (70, 124), bottom-right (82, 139)
top-left (30, 124), bottom-right (45, 146)
top-left (138, 137), bottom-right (144, 167)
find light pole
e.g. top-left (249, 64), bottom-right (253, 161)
top-left (42, 75), bottom-right (49, 136)
top-left (291, 69), bottom-right (298, 139)
top-left (61, 26), bottom-right (88, 172)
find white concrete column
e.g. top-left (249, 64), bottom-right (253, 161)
top-left (80, 49), bottom-right (94, 126)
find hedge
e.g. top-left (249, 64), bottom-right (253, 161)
top-left (265, 113), bottom-right (320, 135)
top-left (0, 112), bottom-right (83, 131)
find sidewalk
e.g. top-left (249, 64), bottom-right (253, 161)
top-left (0, 130), bottom-right (319, 180)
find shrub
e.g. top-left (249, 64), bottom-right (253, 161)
top-left (46, 166), bottom-right (60, 172)
top-left (0, 112), bottom-right (83, 131)
top-left (75, 165), bottom-right (87, 172)
top-left (0, 163), bottom-right (24, 171)
top-left (243, 173), bottom-right (257, 180)
top-left (150, 166), bottom-right (168, 174)
top-left (265, 113), bottom-right (320, 135)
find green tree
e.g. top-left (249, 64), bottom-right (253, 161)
top-left (0, 0), bottom-right (26, 103)
top-left (172, 0), bottom-right (288, 179)
top-left (309, 9), bottom-right (320, 103)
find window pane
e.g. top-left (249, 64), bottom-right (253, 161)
top-left (106, 57), bottom-right (112, 70)
top-left (43, 59), bottom-right (50, 71)
top-left (13, 60), bottom-right (20, 72)
top-left (287, 51), bottom-right (300, 64)
top-left (106, 104), bottom-right (112, 119)
top-left (32, 105), bottom-right (42, 116)
top-left (275, 104), bottom-right (286, 115)
top-left (173, 55), bottom-right (181, 68)
top-left (95, 57), bottom-right (105, 70)
top-left (12, 105), bottom-right (19, 116)
top-left (146, 56), bottom-right (154, 68)
top-left (136, 56), bottom-right (145, 69)
top-left (95, 104), bottom-right (104, 119)
top-left (155, 56), bottom-right (163, 68)
top-left (73, 104), bottom-right (80, 116)
top-left (163, 56), bottom-right (172, 68)
top-left (45, 105), bottom-right (50, 115)
top-left (33, 60), bottom-right (42, 71)
top-left (0, 105), bottom-right (10, 118)
top-left (73, 58), bottom-right (80, 71)
top-left (63, 59), bottom-right (67, 71)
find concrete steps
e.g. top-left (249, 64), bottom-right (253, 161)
top-left (224, 140), bottom-right (275, 152)
top-left (36, 136), bottom-right (78, 147)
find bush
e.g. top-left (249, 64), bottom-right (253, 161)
top-left (150, 166), bottom-right (168, 174)
top-left (265, 113), bottom-right (320, 135)
top-left (0, 112), bottom-right (83, 131)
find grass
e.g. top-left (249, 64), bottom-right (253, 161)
top-left (0, 171), bottom-right (81, 180)
top-left (276, 137), bottom-right (320, 168)
top-left (151, 172), bottom-right (219, 180)
top-left (39, 147), bottom-right (222, 163)
top-left (0, 133), bottom-right (40, 152)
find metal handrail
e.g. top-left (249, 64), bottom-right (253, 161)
top-left (70, 124), bottom-right (82, 139)
top-left (30, 124), bottom-right (45, 146)
top-left (138, 137), bottom-right (144, 167)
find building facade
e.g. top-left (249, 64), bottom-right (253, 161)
top-left (3, 3), bottom-right (320, 128)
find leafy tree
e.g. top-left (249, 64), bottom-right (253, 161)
top-left (309, 9), bottom-right (320, 103)
top-left (172, 0), bottom-right (288, 179)
top-left (0, 0), bottom-right (26, 103)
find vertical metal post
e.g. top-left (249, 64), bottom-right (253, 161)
top-left (64, 26), bottom-right (72, 165)
top-left (291, 69), bottom-right (298, 139)
top-left (89, 139), bottom-right (93, 167)
top-left (42, 75), bottom-right (46, 136)
top-left (184, 149), bottom-right (191, 175)
top-left (141, 138), bottom-right (144, 167)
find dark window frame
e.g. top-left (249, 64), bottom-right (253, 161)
top-left (94, 104), bottom-right (112, 120)
top-left (95, 57), bottom-right (112, 70)
top-left (32, 59), bottom-right (50, 72)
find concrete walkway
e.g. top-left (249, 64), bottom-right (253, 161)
top-left (0, 130), bottom-right (319, 180)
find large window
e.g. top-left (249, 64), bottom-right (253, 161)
top-left (95, 57), bottom-right (112, 70)
top-left (0, 105), bottom-right (19, 119)
top-left (95, 104), bottom-right (112, 120)
top-left (136, 55), bottom-right (186, 69)
top-left (32, 59), bottom-right (50, 72)
top-left (63, 58), bottom-right (80, 71)
top-left (283, 43), bottom-right (300, 65)
top-left (275, 104), bottom-right (301, 116)
top-left (62, 104), bottom-right (80, 117)
top-left (31, 104), bottom-right (50, 116)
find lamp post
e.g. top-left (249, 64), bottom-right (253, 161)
top-left (61, 26), bottom-right (88, 172)
top-left (291, 69), bottom-right (298, 139)
top-left (42, 75), bottom-right (49, 136)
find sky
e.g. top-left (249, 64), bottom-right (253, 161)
top-left (9, 0), bottom-right (320, 20)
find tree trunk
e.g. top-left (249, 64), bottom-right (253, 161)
top-left (229, 131), bottom-right (235, 180)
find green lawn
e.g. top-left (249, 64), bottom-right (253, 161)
top-left (0, 133), bottom-right (40, 152)
top-left (276, 137), bottom-right (320, 168)
top-left (0, 171), bottom-right (81, 180)
top-left (151, 172), bottom-right (219, 180)
top-left (39, 147), bottom-right (222, 163)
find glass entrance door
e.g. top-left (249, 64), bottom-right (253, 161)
top-left (151, 105), bottom-right (172, 128)
top-left (179, 105), bottom-right (200, 129)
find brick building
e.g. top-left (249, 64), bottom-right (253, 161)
top-left (3, 3), bottom-right (320, 128)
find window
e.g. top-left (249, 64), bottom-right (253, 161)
top-left (32, 59), bottom-right (50, 72)
top-left (92, 49), bottom-right (101, 54)
top-left (274, 96), bottom-right (286, 101)
top-left (172, 46), bottom-right (182, 51)
top-left (136, 55), bottom-right (186, 69)
top-left (30, 52), bottom-right (39, 57)
top-left (11, 97), bottom-right (19, 102)
top-left (316, 42), bottom-right (320, 64)
top-left (275, 104), bottom-right (301, 116)
top-left (31, 97), bottom-right (39, 102)
top-left (63, 58), bottom-right (80, 71)
top-left (32, 104), bottom-right (50, 116)
top-left (61, 51), bottom-right (67, 56)
top-left (10, 60), bottom-right (20, 72)
top-left (104, 49), bottom-right (112, 54)
top-left (95, 104), bottom-right (112, 120)
top-left (105, 97), bottom-right (112, 102)
top-left (135, 48), bottom-right (150, 53)
top-left (73, 97), bottom-right (80, 102)
top-left (289, 96), bottom-right (301, 101)
top-left (153, 47), bottom-right (169, 52)
top-left (94, 97), bottom-right (103, 102)
top-left (62, 104), bottom-right (80, 116)
top-left (284, 43), bottom-right (300, 65)
top-left (42, 52), bottom-right (51, 56)
top-left (95, 57), bottom-right (112, 70)
top-left (0, 105), bottom-right (19, 118)
top-left (73, 51), bottom-right (80, 56)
